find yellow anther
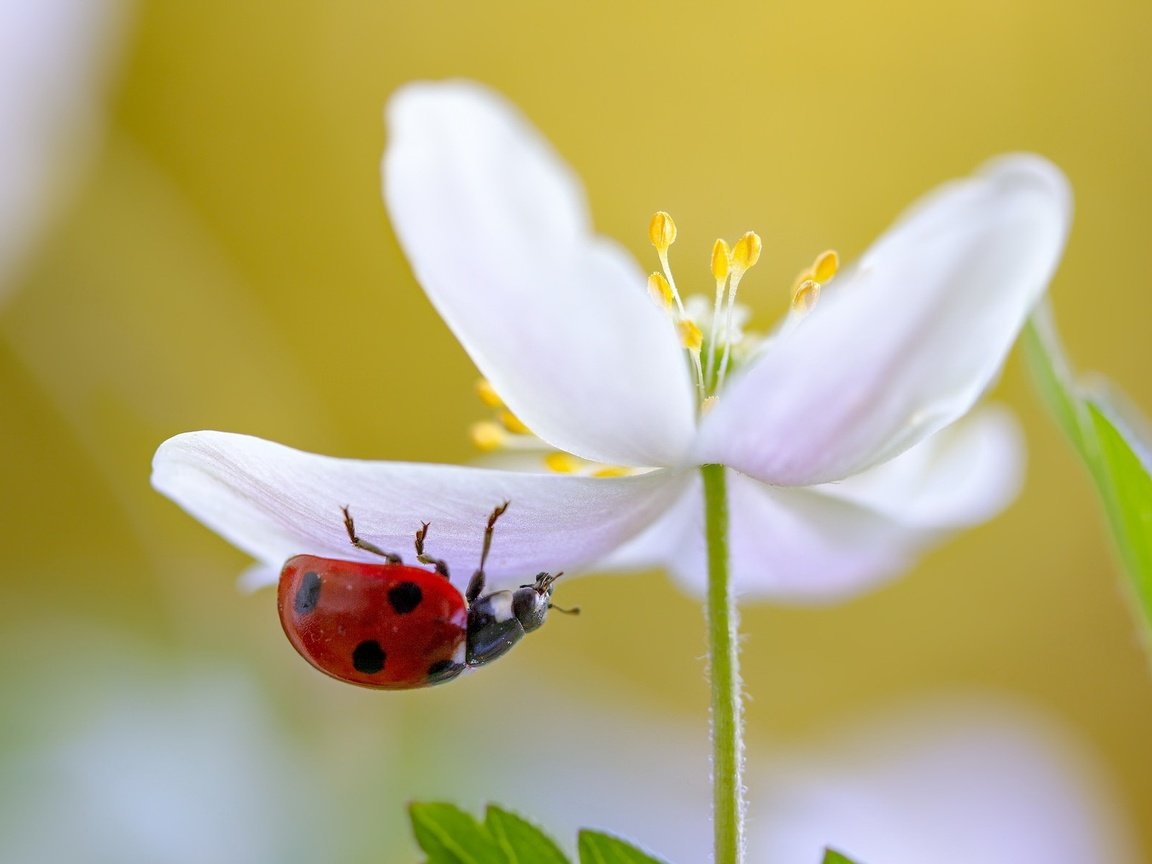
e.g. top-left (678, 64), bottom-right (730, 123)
top-left (647, 272), bottom-right (674, 309)
top-left (701, 395), bottom-right (719, 415)
top-left (677, 319), bottom-right (703, 351)
top-left (592, 466), bottom-right (633, 478)
top-left (470, 422), bottom-right (505, 451)
top-left (813, 249), bottom-right (839, 283)
top-left (545, 452), bottom-right (580, 474)
top-left (792, 279), bottom-right (821, 314)
top-left (711, 239), bottom-right (731, 282)
top-left (791, 268), bottom-right (814, 293)
top-left (731, 232), bottom-right (762, 271)
top-left (474, 378), bottom-right (503, 408)
top-left (648, 211), bottom-right (677, 250)
top-left (499, 410), bottom-right (532, 435)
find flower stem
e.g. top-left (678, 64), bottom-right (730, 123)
top-left (701, 462), bottom-right (744, 864)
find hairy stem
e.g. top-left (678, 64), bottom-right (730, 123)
top-left (701, 463), bottom-right (743, 864)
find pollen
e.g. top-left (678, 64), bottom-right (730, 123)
top-left (544, 452), bottom-right (580, 473)
top-left (475, 378), bottom-right (503, 408)
top-left (711, 239), bottom-right (731, 282)
top-left (591, 466), bottom-right (633, 478)
top-left (499, 410), bottom-right (532, 435)
top-left (470, 421), bottom-right (505, 451)
top-left (731, 232), bottom-right (762, 272)
top-left (647, 272), bottom-right (674, 309)
top-left (812, 249), bottom-right (838, 283)
top-left (793, 248), bottom-right (839, 291)
top-left (643, 214), bottom-right (766, 399)
top-left (792, 278), bottom-right (821, 313)
top-left (648, 211), bottom-right (677, 251)
top-left (786, 248), bottom-right (838, 318)
top-left (677, 319), bottom-right (703, 351)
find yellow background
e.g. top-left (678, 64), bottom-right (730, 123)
top-left (3, 0), bottom-right (1151, 859)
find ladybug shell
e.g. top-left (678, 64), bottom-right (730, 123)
top-left (278, 555), bottom-right (468, 689)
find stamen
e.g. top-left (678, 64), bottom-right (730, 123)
top-left (792, 249), bottom-right (839, 292)
top-left (591, 466), bottom-right (633, 478)
top-left (812, 249), bottom-right (838, 283)
top-left (650, 215), bottom-right (689, 319)
top-left (544, 452), bottom-right (580, 474)
top-left (677, 319), bottom-right (703, 351)
top-left (705, 238), bottom-right (732, 385)
top-left (792, 278), bottom-right (821, 314)
top-left (648, 211), bottom-right (677, 252)
top-left (474, 378), bottom-right (503, 408)
top-left (786, 249), bottom-right (836, 321)
top-left (711, 239), bottom-right (731, 282)
top-left (647, 272), bottom-right (674, 310)
top-left (717, 231), bottom-right (762, 389)
top-left (731, 232), bottom-right (762, 272)
top-left (544, 451), bottom-right (633, 478)
top-left (647, 211), bottom-right (703, 395)
top-left (500, 410), bottom-right (532, 435)
top-left (470, 422), bottom-right (505, 451)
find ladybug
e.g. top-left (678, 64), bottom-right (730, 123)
top-left (277, 502), bottom-right (576, 689)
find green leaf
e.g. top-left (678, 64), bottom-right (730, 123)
top-left (822, 849), bottom-right (863, 864)
top-left (577, 830), bottom-right (670, 864)
top-left (1025, 301), bottom-right (1152, 642)
top-left (485, 805), bottom-right (571, 864)
top-left (1085, 396), bottom-right (1152, 615)
top-left (409, 802), bottom-right (506, 864)
top-left (1023, 307), bottom-right (1089, 458)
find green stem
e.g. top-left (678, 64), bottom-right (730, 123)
top-left (701, 463), bottom-right (743, 864)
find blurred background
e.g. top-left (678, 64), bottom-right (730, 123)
top-left (2, 0), bottom-right (1151, 861)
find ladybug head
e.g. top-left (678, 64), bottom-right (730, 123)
top-left (511, 571), bottom-right (575, 632)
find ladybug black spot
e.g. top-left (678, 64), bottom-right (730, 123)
top-left (294, 571), bottom-right (322, 615)
top-left (387, 581), bottom-right (423, 615)
top-left (352, 640), bottom-right (386, 674)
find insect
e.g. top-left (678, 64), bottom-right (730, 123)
top-left (277, 501), bottom-right (576, 689)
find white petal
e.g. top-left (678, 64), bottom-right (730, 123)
top-left (603, 467), bottom-right (1001, 602)
top-left (152, 431), bottom-right (688, 592)
top-left (715, 473), bottom-right (921, 602)
top-left (0, 0), bottom-right (127, 299)
top-left (383, 81), bottom-right (695, 468)
top-left (696, 155), bottom-right (1070, 485)
top-left (237, 562), bottom-right (279, 592)
top-left (813, 405), bottom-right (1024, 529)
top-left (755, 697), bottom-right (1138, 864)
top-left (596, 480), bottom-right (701, 573)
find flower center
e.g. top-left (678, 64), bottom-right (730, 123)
top-left (466, 214), bottom-right (841, 475)
top-left (647, 210), bottom-right (838, 406)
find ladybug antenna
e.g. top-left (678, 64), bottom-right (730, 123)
top-left (522, 571), bottom-right (564, 592)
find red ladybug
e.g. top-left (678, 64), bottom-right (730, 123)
top-left (277, 502), bottom-right (575, 689)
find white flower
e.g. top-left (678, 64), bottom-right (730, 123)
top-left (152, 80), bottom-right (1070, 601)
top-left (754, 697), bottom-right (1138, 863)
top-left (0, 0), bottom-right (128, 302)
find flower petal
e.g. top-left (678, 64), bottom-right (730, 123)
top-left (383, 81), bottom-right (696, 468)
top-left (812, 404), bottom-right (1024, 529)
top-left (602, 460), bottom-right (1013, 602)
top-left (696, 155), bottom-right (1070, 485)
top-left (696, 473), bottom-right (922, 601)
top-left (152, 431), bottom-right (688, 591)
top-left (0, 0), bottom-right (126, 299)
top-left (755, 697), bottom-right (1137, 864)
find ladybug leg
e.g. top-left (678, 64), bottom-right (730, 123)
top-left (341, 506), bottom-right (402, 563)
top-left (414, 522), bottom-right (450, 578)
top-left (466, 500), bottom-right (509, 603)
